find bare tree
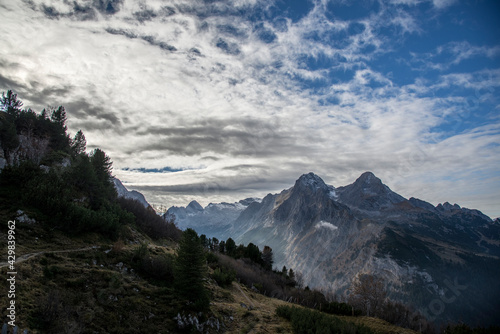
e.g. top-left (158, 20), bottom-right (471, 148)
top-left (348, 273), bottom-right (387, 317)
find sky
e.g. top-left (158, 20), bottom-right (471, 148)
top-left (1, 0), bottom-right (499, 218)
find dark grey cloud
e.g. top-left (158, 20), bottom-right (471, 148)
top-left (72, 2), bottom-right (97, 20)
top-left (65, 99), bottom-right (120, 124)
top-left (0, 71), bottom-right (73, 111)
top-left (41, 4), bottom-right (60, 18)
top-left (133, 8), bottom-right (157, 22)
top-left (254, 23), bottom-right (277, 44)
top-left (93, 0), bottom-right (123, 15)
top-left (37, 0), bottom-right (118, 20)
top-left (215, 38), bottom-right (241, 56)
top-left (132, 117), bottom-right (299, 157)
top-left (131, 174), bottom-right (284, 195)
top-left (0, 73), bottom-right (26, 94)
top-left (105, 28), bottom-right (177, 52)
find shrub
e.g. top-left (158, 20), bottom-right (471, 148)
top-left (117, 197), bottom-right (182, 241)
top-left (323, 301), bottom-right (362, 316)
top-left (276, 305), bottom-right (374, 334)
top-left (211, 267), bottom-right (236, 287)
top-left (142, 253), bottom-right (175, 283)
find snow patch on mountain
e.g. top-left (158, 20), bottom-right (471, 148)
top-left (316, 221), bottom-right (338, 231)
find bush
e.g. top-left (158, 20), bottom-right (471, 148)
top-left (211, 267), bottom-right (236, 287)
top-left (276, 305), bottom-right (374, 334)
top-left (323, 301), bottom-right (362, 316)
top-left (117, 197), bottom-right (181, 241)
top-left (142, 253), bottom-right (175, 283)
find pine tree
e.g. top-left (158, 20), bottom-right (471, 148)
top-left (262, 245), bottom-right (274, 270)
top-left (72, 130), bottom-right (87, 155)
top-left (174, 228), bottom-right (209, 311)
top-left (90, 148), bottom-right (112, 183)
top-left (50, 106), bottom-right (67, 131)
top-left (1, 90), bottom-right (23, 117)
top-left (226, 237), bottom-right (236, 257)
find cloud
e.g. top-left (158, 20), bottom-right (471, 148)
top-left (431, 0), bottom-right (457, 9)
top-left (1, 0), bottom-right (499, 217)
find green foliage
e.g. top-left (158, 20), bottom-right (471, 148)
top-left (206, 251), bottom-right (219, 264)
top-left (211, 267), bottom-right (236, 287)
top-left (244, 242), bottom-right (262, 264)
top-left (262, 245), bottom-right (273, 271)
top-left (0, 91), bottom-right (136, 239)
top-left (444, 324), bottom-right (500, 334)
top-left (1, 90), bottom-right (23, 116)
top-left (276, 305), bottom-right (374, 334)
top-left (323, 301), bottom-right (361, 317)
top-left (0, 118), bottom-right (19, 154)
top-left (71, 129), bottom-right (87, 155)
top-left (40, 150), bottom-right (70, 166)
top-left (174, 228), bottom-right (210, 311)
top-left (226, 237), bottom-right (236, 256)
top-left (117, 197), bottom-right (181, 241)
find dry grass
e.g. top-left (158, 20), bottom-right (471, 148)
top-left (0, 213), bottom-right (418, 334)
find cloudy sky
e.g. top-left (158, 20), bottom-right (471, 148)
top-left (1, 0), bottom-right (499, 218)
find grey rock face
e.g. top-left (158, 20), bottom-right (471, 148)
top-left (113, 178), bottom-right (151, 208)
top-left (166, 172), bottom-right (499, 325)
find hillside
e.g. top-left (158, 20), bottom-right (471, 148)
top-left (0, 90), bottom-right (427, 333)
top-left (0, 211), bottom-right (424, 333)
top-left (167, 172), bottom-right (500, 327)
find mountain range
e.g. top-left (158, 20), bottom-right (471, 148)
top-left (166, 172), bottom-right (500, 326)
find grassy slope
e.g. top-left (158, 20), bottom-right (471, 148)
top-left (0, 207), bottom-right (418, 334)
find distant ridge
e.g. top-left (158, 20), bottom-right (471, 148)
top-left (166, 171), bottom-right (500, 326)
top-left (113, 177), bottom-right (151, 209)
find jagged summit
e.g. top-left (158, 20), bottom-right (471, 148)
top-left (295, 172), bottom-right (329, 191)
top-left (187, 200), bottom-right (204, 212)
top-left (336, 171), bottom-right (406, 211)
top-left (355, 171), bottom-right (381, 185)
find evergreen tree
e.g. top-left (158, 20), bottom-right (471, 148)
top-left (1, 90), bottom-right (23, 117)
top-left (282, 265), bottom-right (288, 276)
top-left (71, 130), bottom-right (87, 155)
top-left (0, 119), bottom-right (19, 159)
top-left (90, 148), bottom-right (113, 183)
top-left (48, 106), bottom-right (70, 151)
top-left (50, 106), bottom-right (67, 131)
top-left (174, 228), bottom-right (209, 311)
top-left (245, 243), bottom-right (261, 264)
top-left (211, 237), bottom-right (219, 252)
top-left (200, 234), bottom-right (208, 248)
top-left (262, 245), bottom-right (274, 271)
top-left (219, 240), bottom-right (226, 254)
top-left (226, 237), bottom-right (236, 257)
top-left (0, 90), bottom-right (21, 158)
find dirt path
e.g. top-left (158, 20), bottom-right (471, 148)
top-left (234, 281), bottom-right (256, 309)
top-left (0, 246), bottom-right (98, 269)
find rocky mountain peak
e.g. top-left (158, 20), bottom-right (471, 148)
top-left (354, 171), bottom-right (382, 186)
top-left (295, 172), bottom-right (329, 192)
top-left (187, 200), bottom-right (204, 212)
top-left (336, 171), bottom-right (406, 211)
top-left (437, 202), bottom-right (461, 211)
